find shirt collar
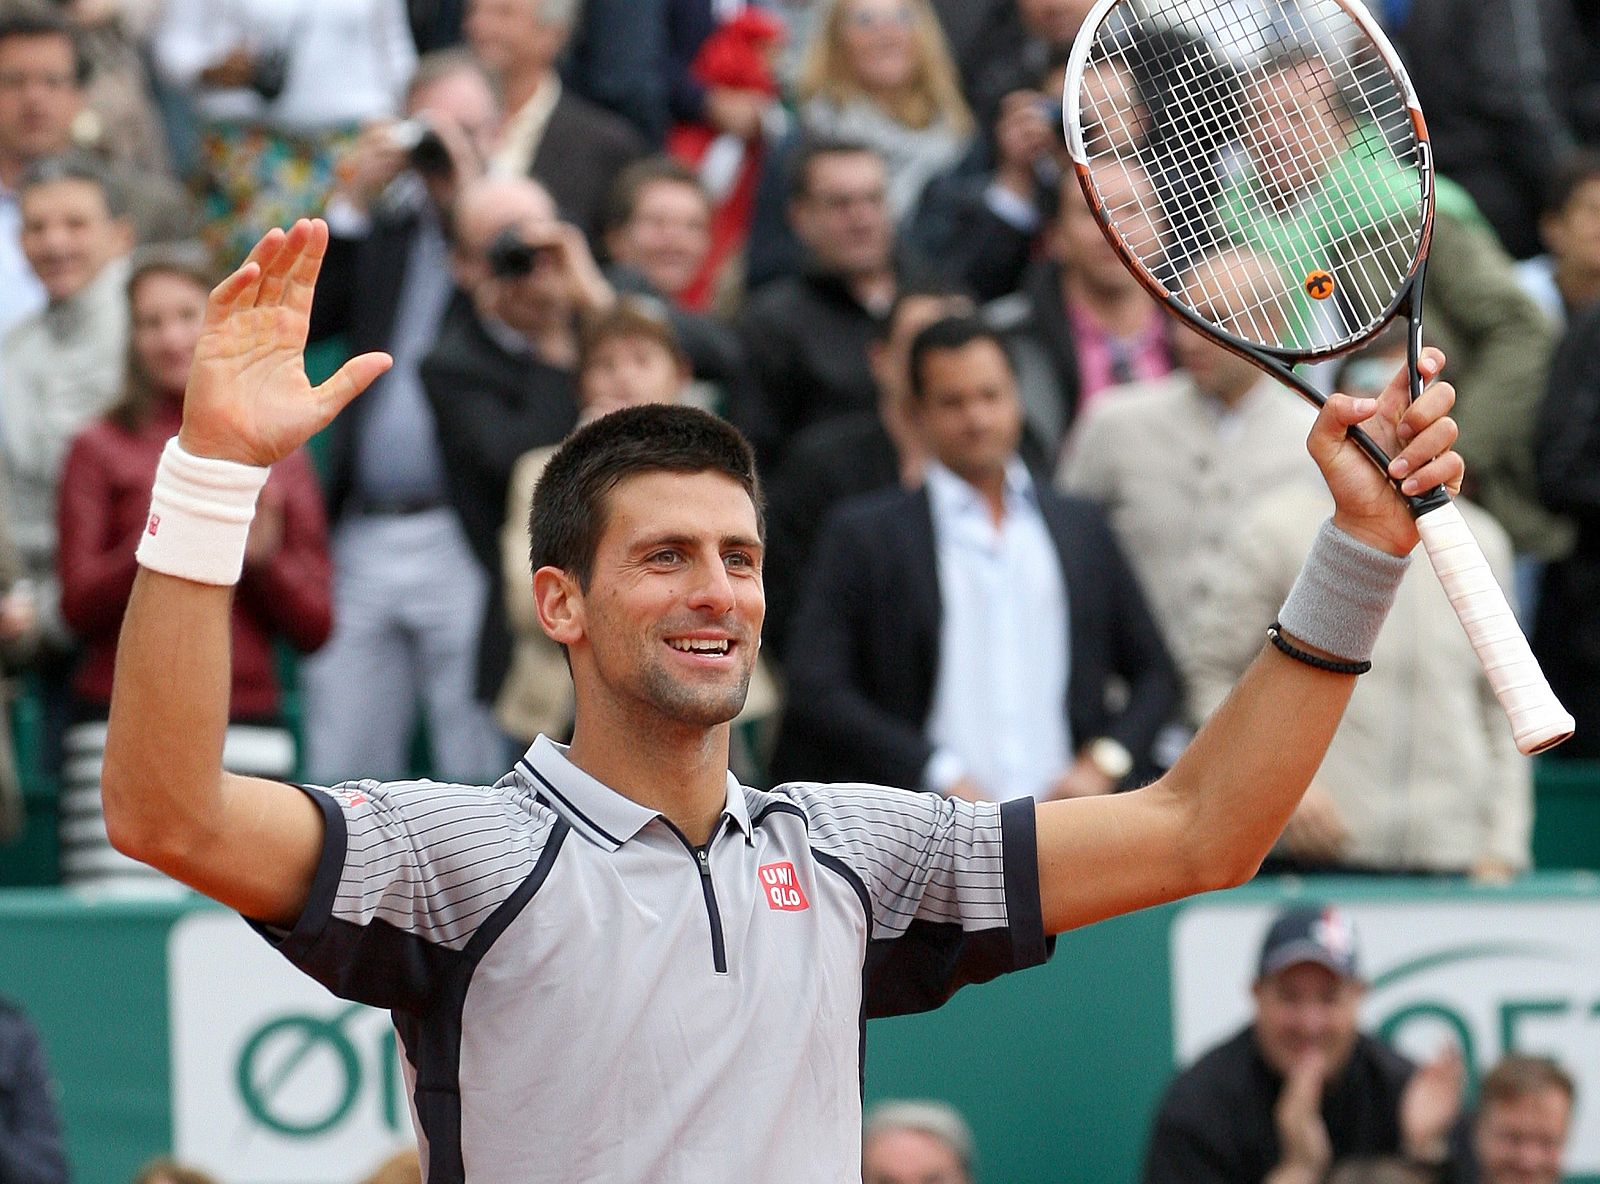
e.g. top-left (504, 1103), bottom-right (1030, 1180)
top-left (924, 456), bottom-right (1036, 519)
top-left (516, 735), bottom-right (753, 850)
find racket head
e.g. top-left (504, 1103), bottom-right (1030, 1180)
top-left (1064, 0), bottom-right (1434, 365)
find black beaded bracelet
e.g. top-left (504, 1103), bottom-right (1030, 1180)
top-left (1267, 623), bottom-right (1372, 676)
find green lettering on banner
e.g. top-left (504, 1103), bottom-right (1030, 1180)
top-left (1499, 998), bottom-right (1571, 1054)
top-left (236, 1004), bottom-right (366, 1137)
top-left (1377, 1001), bottom-right (1477, 1085)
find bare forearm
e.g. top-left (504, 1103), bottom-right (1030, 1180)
top-left (1165, 644), bottom-right (1354, 885)
top-left (102, 569), bottom-right (235, 860)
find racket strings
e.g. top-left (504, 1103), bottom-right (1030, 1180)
top-left (1076, 0), bottom-right (1426, 353)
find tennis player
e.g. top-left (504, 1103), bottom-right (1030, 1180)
top-left (100, 220), bottom-right (1463, 1182)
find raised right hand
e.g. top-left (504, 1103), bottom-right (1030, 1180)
top-left (178, 220), bottom-right (392, 467)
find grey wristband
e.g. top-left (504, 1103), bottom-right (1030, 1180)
top-left (1277, 519), bottom-right (1410, 664)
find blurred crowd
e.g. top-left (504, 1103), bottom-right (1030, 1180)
top-left (0, 0), bottom-right (1596, 1175)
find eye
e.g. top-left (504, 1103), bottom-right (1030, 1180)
top-left (725, 550), bottom-right (758, 571)
top-left (646, 548), bottom-right (683, 566)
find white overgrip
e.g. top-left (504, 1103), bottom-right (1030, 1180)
top-left (1415, 500), bottom-right (1574, 754)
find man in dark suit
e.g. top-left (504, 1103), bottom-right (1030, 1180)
top-left (421, 173), bottom-right (613, 711)
top-left (302, 49), bottom-right (510, 786)
top-left (772, 316), bottom-right (1179, 800)
top-left (465, 0), bottom-right (646, 245)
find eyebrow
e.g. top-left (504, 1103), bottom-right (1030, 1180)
top-left (633, 532), bottom-right (764, 554)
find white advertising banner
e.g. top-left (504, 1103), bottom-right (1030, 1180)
top-left (168, 911), bottom-right (414, 1181)
top-left (1172, 899), bottom-right (1600, 1175)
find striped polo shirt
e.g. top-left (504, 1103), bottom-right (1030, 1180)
top-left (252, 735), bottom-right (1048, 1182)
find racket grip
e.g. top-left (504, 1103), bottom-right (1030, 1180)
top-left (1416, 501), bottom-right (1574, 755)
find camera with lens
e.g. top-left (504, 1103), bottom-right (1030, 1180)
top-left (387, 117), bottom-right (453, 176)
top-left (486, 227), bottom-right (556, 278)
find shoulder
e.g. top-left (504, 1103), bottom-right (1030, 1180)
top-left (550, 90), bottom-right (644, 152)
top-left (742, 275), bottom-right (812, 322)
top-left (822, 484), bottom-right (921, 541)
top-left (1353, 1031), bottom-right (1416, 1089)
top-left (1157, 1027), bottom-right (1264, 1120)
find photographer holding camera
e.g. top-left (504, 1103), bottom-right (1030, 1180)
top-left (417, 172), bottom-right (617, 742)
top-left (298, 49), bottom-right (510, 789)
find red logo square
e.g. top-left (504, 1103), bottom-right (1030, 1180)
top-left (759, 861), bottom-right (809, 911)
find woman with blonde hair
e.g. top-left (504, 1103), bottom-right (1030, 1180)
top-left (796, 0), bottom-right (974, 221)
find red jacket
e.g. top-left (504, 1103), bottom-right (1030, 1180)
top-left (57, 399), bottom-right (333, 718)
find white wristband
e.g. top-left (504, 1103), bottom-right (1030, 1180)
top-left (135, 437), bottom-right (271, 586)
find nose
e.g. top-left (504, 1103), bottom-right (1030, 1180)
top-left (687, 556), bottom-right (736, 616)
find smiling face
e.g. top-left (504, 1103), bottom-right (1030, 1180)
top-left (609, 177), bottom-right (712, 300)
top-left (1251, 961), bottom-right (1363, 1079)
top-left (561, 469), bottom-right (764, 730)
top-left (20, 175), bottom-right (129, 302)
top-left (130, 269), bottom-right (208, 396)
top-left (1475, 1088), bottom-right (1572, 1184)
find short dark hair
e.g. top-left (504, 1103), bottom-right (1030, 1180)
top-left (0, 9), bottom-right (90, 86)
top-left (529, 405), bottom-right (763, 587)
top-left (1544, 148), bottom-right (1600, 219)
top-left (1478, 1055), bottom-right (1576, 1111)
top-left (601, 155), bottom-right (709, 238)
top-left (906, 315), bottom-right (1015, 400)
top-left (18, 152), bottom-right (123, 217)
top-left (785, 135), bottom-right (883, 203)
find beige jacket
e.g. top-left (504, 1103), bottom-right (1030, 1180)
top-left (1058, 373), bottom-right (1321, 688)
top-left (1187, 485), bottom-right (1532, 872)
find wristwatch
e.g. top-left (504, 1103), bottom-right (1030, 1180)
top-left (1086, 737), bottom-right (1134, 783)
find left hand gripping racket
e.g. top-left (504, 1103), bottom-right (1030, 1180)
top-left (1063, 0), bottom-right (1574, 753)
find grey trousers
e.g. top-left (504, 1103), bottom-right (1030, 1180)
top-left (301, 509), bottom-right (508, 786)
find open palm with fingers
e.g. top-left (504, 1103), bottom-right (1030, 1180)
top-left (178, 219), bottom-right (392, 467)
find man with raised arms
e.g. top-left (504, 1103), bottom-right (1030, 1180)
top-left (99, 219), bottom-right (1463, 1182)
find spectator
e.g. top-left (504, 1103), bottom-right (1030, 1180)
top-left (1424, 181), bottom-right (1569, 586)
top-left (1142, 904), bottom-right (1467, 1184)
top-left (468, 0), bottom-right (646, 245)
top-left (994, 160), bottom-right (1176, 456)
top-left (1472, 1055), bottom-right (1574, 1184)
top-left (1533, 296), bottom-right (1600, 757)
top-left (420, 174), bottom-right (595, 714)
top-left (1517, 149), bottom-right (1600, 327)
top-left (497, 298), bottom-right (693, 745)
top-left (59, 0), bottom-right (172, 176)
top-left (966, 0), bottom-right (1091, 128)
top-left (909, 46), bottom-right (1071, 304)
top-left (2, 155), bottom-right (133, 659)
top-left (771, 315), bottom-right (1178, 798)
top-left (662, 4), bottom-right (786, 310)
top-left (0, 9), bottom-right (187, 341)
top-left (151, 0), bottom-right (415, 267)
top-left (737, 138), bottom-right (920, 467)
top-left (1186, 333), bottom-right (1531, 879)
top-left (862, 1099), bottom-right (975, 1184)
top-left (300, 48), bottom-right (508, 787)
top-left (762, 282), bottom-right (971, 658)
top-left (0, 467), bottom-right (38, 845)
top-left (56, 247), bottom-right (331, 887)
top-left (131, 1159), bottom-right (221, 1184)
top-left (1060, 246), bottom-right (1320, 693)
top-left (0, 997), bottom-right (68, 1184)
top-left (1391, 0), bottom-right (1580, 260)
top-left (561, 0), bottom-right (669, 146)
top-left (599, 156), bottom-right (749, 408)
top-left (795, 0), bottom-right (973, 224)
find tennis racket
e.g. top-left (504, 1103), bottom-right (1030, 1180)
top-left (1063, 0), bottom-right (1574, 755)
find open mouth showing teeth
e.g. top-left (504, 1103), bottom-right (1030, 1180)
top-left (667, 639), bottom-right (731, 655)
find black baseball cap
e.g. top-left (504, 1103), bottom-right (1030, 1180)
top-left (1256, 904), bottom-right (1361, 981)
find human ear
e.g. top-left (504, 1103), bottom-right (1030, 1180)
top-left (533, 566), bottom-right (585, 646)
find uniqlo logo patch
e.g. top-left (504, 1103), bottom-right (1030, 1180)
top-left (146, 513), bottom-right (160, 536)
top-left (759, 862), bottom-right (809, 911)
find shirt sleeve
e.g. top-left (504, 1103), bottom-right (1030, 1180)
top-left (786, 783), bottom-right (1050, 1018)
top-left (246, 779), bottom-right (565, 1013)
